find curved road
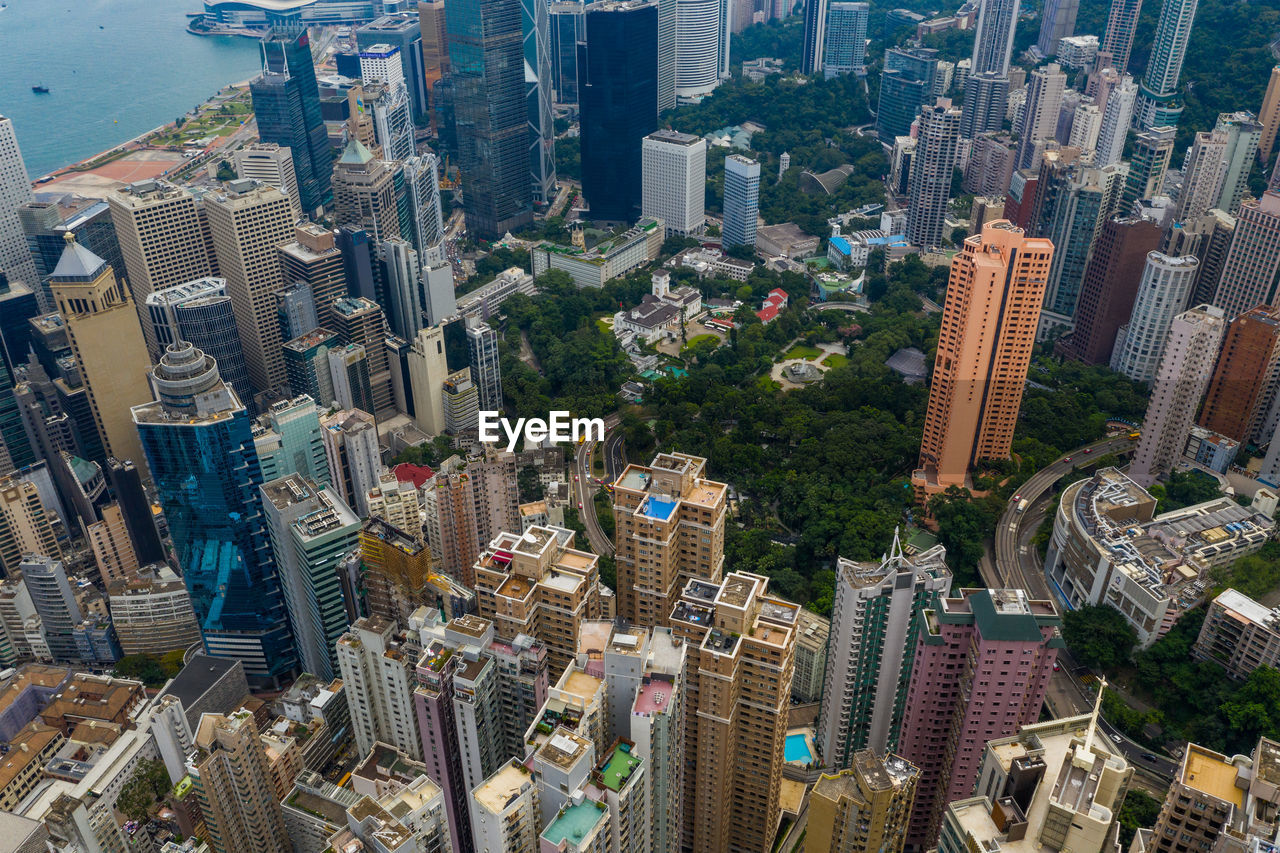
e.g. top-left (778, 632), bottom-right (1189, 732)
top-left (573, 414), bottom-right (622, 556)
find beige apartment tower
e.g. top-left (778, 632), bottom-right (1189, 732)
top-left (204, 181), bottom-right (297, 394)
top-left (1259, 66), bottom-right (1280, 165)
top-left (191, 710), bottom-right (292, 853)
top-left (612, 452), bottom-right (728, 626)
top-left (87, 503), bottom-right (139, 585)
top-left (670, 572), bottom-right (798, 853)
top-left (0, 477), bottom-right (60, 576)
top-left (47, 235), bottom-right (152, 471)
top-left (808, 751), bottom-right (919, 853)
top-left (913, 221), bottom-right (1054, 499)
top-left (107, 179), bottom-right (217, 355)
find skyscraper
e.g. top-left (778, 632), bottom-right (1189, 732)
top-left (642, 130), bottom-right (707, 236)
top-left (329, 296), bottom-right (396, 418)
top-left (817, 536), bottom-right (951, 767)
top-left (1111, 252), bottom-right (1201, 382)
top-left (253, 394), bottom-right (330, 485)
top-left (722, 154), bottom-right (761, 250)
top-left (899, 588), bottom-right (1061, 849)
top-left (1212, 192), bottom-right (1280, 319)
top-left (1094, 73), bottom-right (1138, 166)
top-left (959, 72), bottom-right (1010, 138)
top-left (1037, 158), bottom-right (1125, 322)
top-left (913, 222), bottom-right (1054, 498)
top-left (251, 27), bottom-right (333, 213)
top-left (320, 408), bottom-right (382, 517)
top-left (358, 13), bottom-right (429, 122)
top-left (466, 318), bottom-right (503, 411)
top-left (402, 153), bottom-right (446, 257)
top-left (907, 99), bottom-right (962, 250)
top-left (1100, 0), bottom-right (1143, 74)
top-left (380, 238), bottom-right (424, 342)
top-left (675, 0), bottom-right (727, 101)
top-left (1134, 0), bottom-right (1200, 129)
top-left (876, 48), bottom-right (939, 144)
top-left (1259, 66), bottom-right (1280, 165)
top-left (446, 0), bottom-right (535, 237)
top-left (331, 140), bottom-right (405, 244)
top-left (578, 0), bottom-right (659, 222)
top-left (230, 143), bottom-right (302, 215)
top-left (133, 342), bottom-right (295, 688)
top-left (1198, 306), bottom-right (1280, 444)
top-left (1214, 111), bottom-right (1264, 215)
top-left (278, 223), bottom-right (349, 321)
top-left (260, 474), bottom-right (359, 681)
top-left (0, 116), bottom-right (39, 287)
top-left (276, 280), bottom-right (319, 342)
top-left (1129, 305), bottom-right (1226, 486)
top-left (808, 753), bottom-right (920, 853)
top-left (1013, 64), bottom-right (1066, 171)
top-left (105, 457), bottom-right (164, 567)
top-left (823, 2), bottom-right (869, 78)
top-left (146, 278), bottom-right (254, 414)
top-left (20, 555), bottom-right (82, 663)
top-left (522, 0), bottom-right (557, 207)
top-left (1037, 0), bottom-right (1079, 57)
top-left (190, 711), bottom-right (292, 853)
top-left (336, 616), bottom-right (424, 760)
top-left (204, 181), bottom-right (297, 395)
top-left (1121, 126), bottom-right (1176, 204)
top-left (802, 0), bottom-right (828, 75)
top-left (0, 476), bottom-right (60, 576)
top-left (970, 0), bottom-right (1019, 76)
top-left (47, 236), bottom-right (152, 469)
top-left (1176, 130), bottom-right (1230, 222)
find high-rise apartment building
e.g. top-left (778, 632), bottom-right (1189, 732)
top-left (1214, 112), bottom-right (1263, 214)
top-left (465, 318), bottom-right (502, 411)
top-left (0, 116), bottom-right (37, 287)
top-left (1199, 306), bottom-right (1280, 444)
top-left (1037, 158), bottom-right (1126, 324)
top-left (675, 0), bottom-right (727, 101)
top-left (1129, 305), bottom-right (1226, 486)
top-left (145, 277), bottom-right (254, 413)
top-left (1122, 125), bottom-right (1176, 205)
top-left (1100, 0), bottom-right (1142, 73)
top-left (1057, 217), bottom-right (1163, 364)
top-left (278, 223), bottom-right (349, 323)
top-left (261, 474), bottom-right (359, 680)
top-left (818, 538), bottom-right (952, 767)
top-left (970, 0), bottom-right (1019, 75)
top-left (907, 99), bottom-right (962, 249)
top-left (331, 140), bottom-right (405, 244)
top-left (133, 342), bottom-right (295, 688)
top-left (320, 408), bottom-right (381, 517)
top-left (612, 451), bottom-right (727, 626)
top-left (1094, 73), bottom-right (1138, 166)
top-left (802, 0), bottom-right (828, 75)
top-left (1260, 66), bottom-right (1280, 165)
top-left (1213, 192), bottom-right (1280, 319)
top-left (642, 130), bottom-right (706, 236)
top-left (964, 132), bottom-right (1016, 196)
top-left (47, 236), bottom-right (152, 469)
top-left (809, 752), bottom-right (920, 853)
top-left (86, 503), bottom-right (138, 585)
top-left (722, 154), bottom-right (761, 250)
top-left (1111, 252), bottom-right (1201, 382)
top-left (0, 476), bottom-right (59, 577)
top-left (230, 143), bottom-right (301, 214)
top-left (670, 572), bottom-right (798, 853)
top-left (1134, 0), bottom-right (1200, 129)
top-left (20, 555), bottom-right (83, 663)
top-left (824, 2), bottom-right (869, 78)
top-left (1176, 130), bottom-right (1230, 222)
top-left (960, 73), bottom-right (1010, 139)
top-left (189, 710), bottom-right (291, 853)
top-left (336, 615), bottom-right (424, 760)
top-left (473, 524), bottom-right (603, 671)
top-left (899, 588), bottom-right (1062, 849)
top-left (251, 27), bottom-right (333, 213)
top-left (913, 222), bottom-right (1054, 497)
top-left (446, 0), bottom-right (534, 237)
top-left (204, 181), bottom-right (296, 395)
top-left (1037, 0), bottom-right (1079, 57)
top-left (1014, 64), bottom-right (1066, 171)
top-left (578, 0), bottom-right (659, 222)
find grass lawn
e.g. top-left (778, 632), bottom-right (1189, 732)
top-left (783, 344), bottom-right (822, 360)
top-left (821, 353), bottom-right (848, 368)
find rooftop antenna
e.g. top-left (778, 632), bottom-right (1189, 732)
top-left (1083, 675), bottom-right (1107, 756)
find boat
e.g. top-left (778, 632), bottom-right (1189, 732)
top-left (31, 85), bottom-right (49, 94)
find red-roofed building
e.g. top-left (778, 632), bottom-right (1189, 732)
top-left (393, 462), bottom-right (435, 489)
top-left (757, 288), bottom-right (789, 324)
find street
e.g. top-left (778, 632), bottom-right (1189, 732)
top-left (573, 414), bottom-right (622, 556)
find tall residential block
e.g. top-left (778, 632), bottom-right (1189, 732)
top-left (1176, 130), bottom-right (1230, 223)
top-left (899, 588), bottom-right (1062, 849)
top-left (231, 143), bottom-right (301, 214)
top-left (204, 180), bottom-right (296, 395)
top-left (1129, 305), bottom-right (1226, 486)
top-left (1259, 66), bottom-right (1280, 165)
top-left (1135, 0), bottom-right (1200, 128)
top-left (824, 2), bottom-right (869, 78)
top-left (670, 573), bottom-right (799, 853)
top-left (446, 0), bottom-right (535, 237)
top-left (1094, 74), bottom-right (1138, 166)
top-left (87, 503), bottom-right (139, 585)
top-left (808, 752), bottom-right (920, 853)
top-left (612, 451), bottom-right (727, 626)
top-left (960, 73), bottom-right (1010, 139)
top-left (336, 615), bottom-right (424, 761)
top-left (818, 536), bottom-right (952, 767)
top-left (1037, 0), bottom-right (1079, 57)
top-left (722, 154), bottom-right (760, 250)
top-left (1198, 306), bottom-right (1280, 444)
top-left (802, 0), bottom-right (828, 75)
top-left (329, 295), bottom-right (396, 418)
top-left (261, 474), bottom-right (359, 681)
top-left (465, 318), bottom-right (502, 412)
top-left (970, 0), bottom-right (1019, 76)
top-left (47, 236), bottom-right (152, 469)
top-left (21, 554), bottom-right (83, 663)
top-left (1099, 0), bottom-right (1142, 73)
top-left (134, 342), bottom-right (295, 688)
top-left (907, 99), bottom-right (962, 250)
top-left (1122, 126), bottom-right (1177, 204)
top-left (1112, 252), bottom-right (1201, 382)
top-left (0, 116), bottom-right (38, 287)
top-left (642, 130), bottom-right (707, 237)
top-left (913, 222), bottom-right (1054, 498)
top-left (1013, 64), bottom-right (1066, 171)
top-left (1212, 191), bottom-right (1280, 319)
top-left (1214, 112), bottom-right (1263, 214)
top-left (190, 710), bottom-right (291, 853)
top-left (251, 27), bottom-right (333, 213)
top-left (674, 0), bottom-right (726, 101)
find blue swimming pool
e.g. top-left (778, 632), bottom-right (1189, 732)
top-left (642, 496), bottom-right (678, 521)
top-left (784, 733), bottom-right (812, 763)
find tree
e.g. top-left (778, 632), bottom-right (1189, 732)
top-left (517, 465), bottom-right (543, 503)
top-left (1117, 791), bottom-right (1162, 847)
top-left (114, 654), bottom-right (169, 687)
top-left (1062, 605), bottom-right (1138, 670)
top-left (117, 759), bottom-right (170, 822)
top-left (215, 161), bottom-right (236, 182)
top-left (1212, 541), bottom-right (1280, 600)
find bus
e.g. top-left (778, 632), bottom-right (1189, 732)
top-left (1128, 431), bottom-right (1140, 440)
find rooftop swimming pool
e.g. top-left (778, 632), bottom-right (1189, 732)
top-left (784, 733), bottom-right (813, 764)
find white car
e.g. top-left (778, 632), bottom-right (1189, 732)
top-left (1111, 734), bottom-right (1122, 744)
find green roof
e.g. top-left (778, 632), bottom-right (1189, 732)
top-left (961, 589), bottom-right (1059, 643)
top-left (598, 743), bottom-right (641, 792)
top-left (541, 800), bottom-right (606, 846)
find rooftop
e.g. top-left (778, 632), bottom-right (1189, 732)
top-left (542, 799), bottom-right (607, 847)
top-left (633, 674), bottom-right (675, 715)
top-left (539, 728), bottom-right (593, 771)
top-left (1183, 744), bottom-right (1244, 807)
top-left (597, 742), bottom-right (642, 792)
top-left (473, 761), bottom-right (534, 814)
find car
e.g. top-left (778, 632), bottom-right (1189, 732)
top-left (1140, 753), bottom-right (1157, 762)
top-left (1013, 494), bottom-right (1022, 503)
top-left (1111, 734), bottom-right (1123, 744)
top-left (1083, 448), bottom-right (1092, 454)
top-left (1053, 662), bottom-right (1060, 671)
top-left (577, 502), bottom-right (583, 510)
top-left (1064, 457), bottom-right (1073, 463)
top-left (574, 474), bottom-right (579, 481)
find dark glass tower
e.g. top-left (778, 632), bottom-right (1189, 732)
top-left (446, 0), bottom-right (535, 237)
top-left (578, 0), bottom-right (658, 222)
top-left (251, 27), bottom-right (333, 213)
top-left (133, 342), bottom-right (296, 688)
top-left (105, 457), bottom-right (165, 567)
top-left (0, 359), bottom-right (34, 470)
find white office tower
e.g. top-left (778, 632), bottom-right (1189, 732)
top-left (424, 261), bottom-right (457, 327)
top-left (970, 0), bottom-right (1020, 76)
top-left (642, 129), bottom-right (707, 236)
top-left (466, 317), bottom-right (503, 412)
top-left (1014, 64), bottom-right (1067, 171)
top-left (403, 153), bottom-right (446, 256)
top-left (1128, 305), bottom-right (1225, 486)
top-left (0, 116), bottom-right (38, 286)
top-left (722, 154), bottom-right (761, 249)
top-left (1111, 252), bottom-right (1201, 382)
top-left (360, 42), bottom-right (407, 90)
top-left (1067, 102), bottom-right (1103, 156)
top-left (380, 238), bottom-right (424, 341)
top-left (1094, 74), bottom-right (1137, 166)
top-left (409, 325), bottom-right (450, 435)
top-left (675, 0), bottom-right (728, 100)
top-left (231, 143), bottom-right (302, 215)
top-left (1176, 130), bottom-right (1229, 223)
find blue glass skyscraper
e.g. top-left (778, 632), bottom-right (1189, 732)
top-left (133, 342), bottom-right (296, 688)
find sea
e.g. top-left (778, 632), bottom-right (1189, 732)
top-left (0, 0), bottom-right (264, 180)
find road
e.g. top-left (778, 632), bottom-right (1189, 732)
top-left (573, 414), bottom-right (622, 556)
